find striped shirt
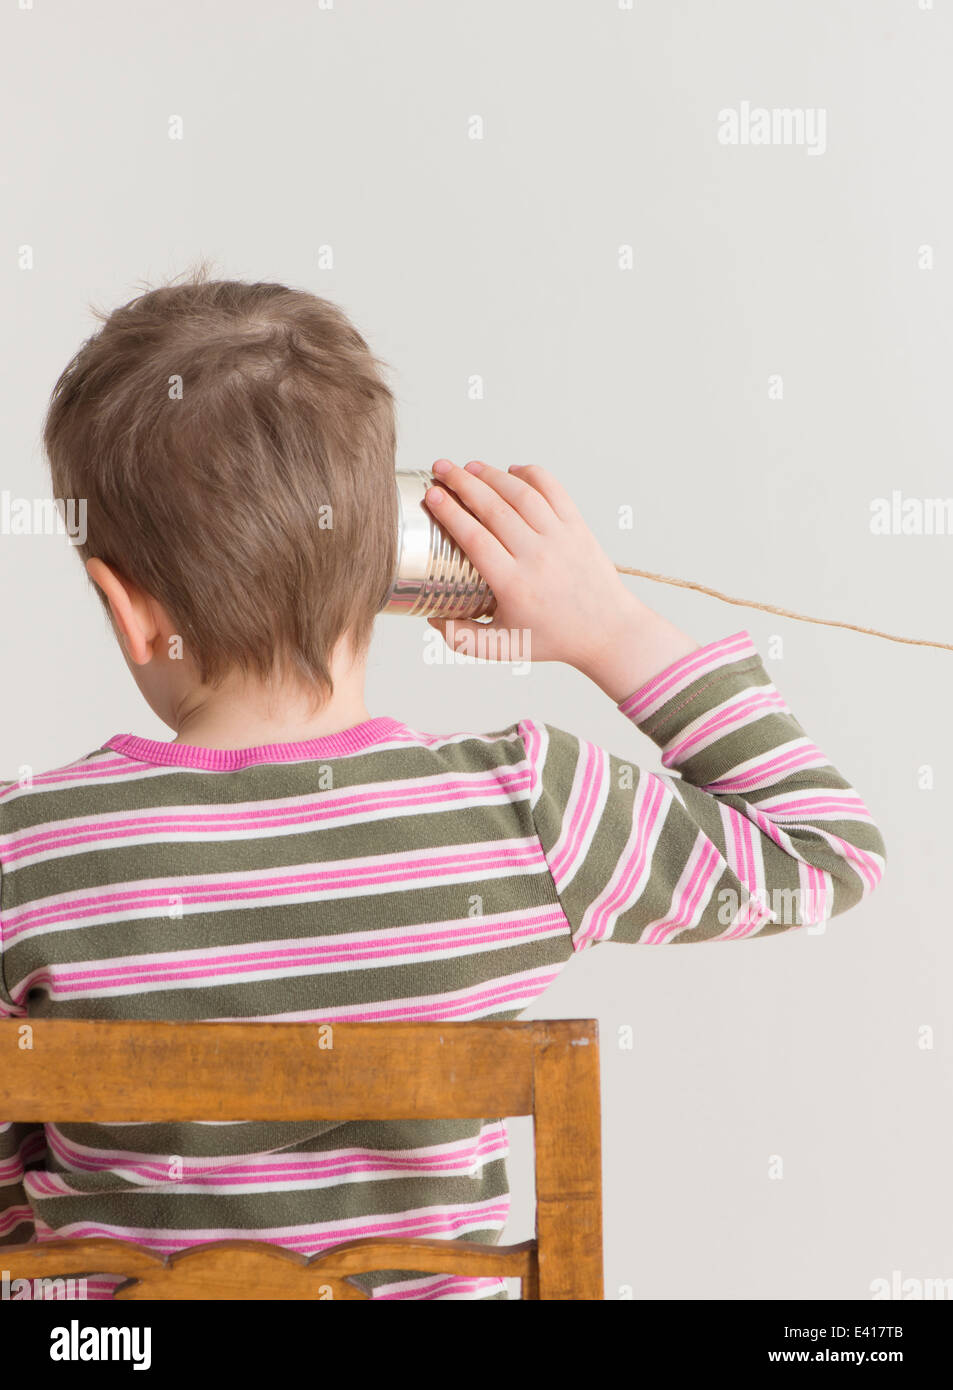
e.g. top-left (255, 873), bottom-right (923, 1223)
top-left (0, 630), bottom-right (886, 1300)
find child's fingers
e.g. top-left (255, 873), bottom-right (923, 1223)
top-left (424, 482), bottom-right (516, 584)
top-left (428, 460), bottom-right (535, 557)
top-left (427, 615), bottom-right (506, 658)
top-left (461, 460), bottom-right (555, 534)
top-left (507, 464), bottom-right (581, 523)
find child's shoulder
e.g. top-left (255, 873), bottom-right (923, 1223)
top-left (395, 716), bottom-right (530, 760)
top-left (0, 744), bottom-right (121, 818)
top-left (396, 715), bottom-right (579, 768)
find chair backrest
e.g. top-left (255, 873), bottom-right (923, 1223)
top-left (0, 1018), bottom-right (602, 1300)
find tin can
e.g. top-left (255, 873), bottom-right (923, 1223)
top-left (381, 469), bottom-right (495, 618)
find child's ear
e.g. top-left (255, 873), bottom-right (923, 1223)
top-left (85, 558), bottom-right (159, 666)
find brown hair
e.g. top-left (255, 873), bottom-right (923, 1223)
top-left (44, 269), bottom-right (399, 698)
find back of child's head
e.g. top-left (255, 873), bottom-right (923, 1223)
top-left (43, 269), bottom-right (398, 697)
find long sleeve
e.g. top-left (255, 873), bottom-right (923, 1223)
top-left (520, 630), bottom-right (886, 950)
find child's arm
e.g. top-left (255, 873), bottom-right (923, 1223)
top-left (426, 460), bottom-right (885, 941)
top-left (520, 630), bottom-right (884, 945)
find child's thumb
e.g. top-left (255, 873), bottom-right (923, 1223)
top-left (427, 616), bottom-right (490, 653)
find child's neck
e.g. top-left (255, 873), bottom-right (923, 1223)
top-left (169, 663), bottom-right (372, 751)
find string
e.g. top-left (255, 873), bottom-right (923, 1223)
top-left (614, 565), bottom-right (953, 653)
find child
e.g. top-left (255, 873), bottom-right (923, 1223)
top-left (0, 276), bottom-right (886, 1301)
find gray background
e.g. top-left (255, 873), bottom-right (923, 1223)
top-left (2, 0), bottom-right (951, 1300)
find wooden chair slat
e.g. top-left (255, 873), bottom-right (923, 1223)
top-left (0, 1236), bottom-right (540, 1301)
top-left (0, 1020), bottom-right (538, 1121)
top-left (533, 1025), bottom-right (604, 1299)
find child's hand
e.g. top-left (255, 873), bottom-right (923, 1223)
top-left (424, 459), bottom-right (699, 698)
top-left (424, 459), bottom-right (637, 672)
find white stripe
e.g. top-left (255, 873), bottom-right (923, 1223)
top-left (549, 740), bottom-right (610, 893)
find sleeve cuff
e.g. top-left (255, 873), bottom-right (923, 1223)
top-left (617, 630), bottom-right (765, 746)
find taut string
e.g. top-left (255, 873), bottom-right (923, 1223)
top-left (614, 565), bottom-right (953, 653)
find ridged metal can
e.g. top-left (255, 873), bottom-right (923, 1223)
top-left (381, 469), bottom-right (495, 618)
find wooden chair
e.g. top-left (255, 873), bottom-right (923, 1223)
top-left (0, 1018), bottom-right (602, 1300)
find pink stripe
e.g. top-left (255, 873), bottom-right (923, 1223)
top-left (550, 742), bottom-right (605, 883)
top-left (0, 1205), bottom-right (34, 1236)
top-left (755, 796), bottom-right (869, 818)
top-left (642, 837), bottom-right (721, 945)
top-left (721, 809), bottom-right (771, 938)
top-left (672, 840), bottom-right (721, 928)
top-left (374, 1275), bottom-right (505, 1300)
top-left (0, 756), bottom-right (149, 801)
top-left (724, 805), bottom-right (751, 892)
top-left (705, 743), bottom-right (827, 791)
top-left (827, 837), bottom-right (882, 894)
top-left (35, 1135), bottom-right (508, 1190)
top-left (518, 718), bottom-right (543, 797)
top-left (798, 861), bottom-right (830, 923)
